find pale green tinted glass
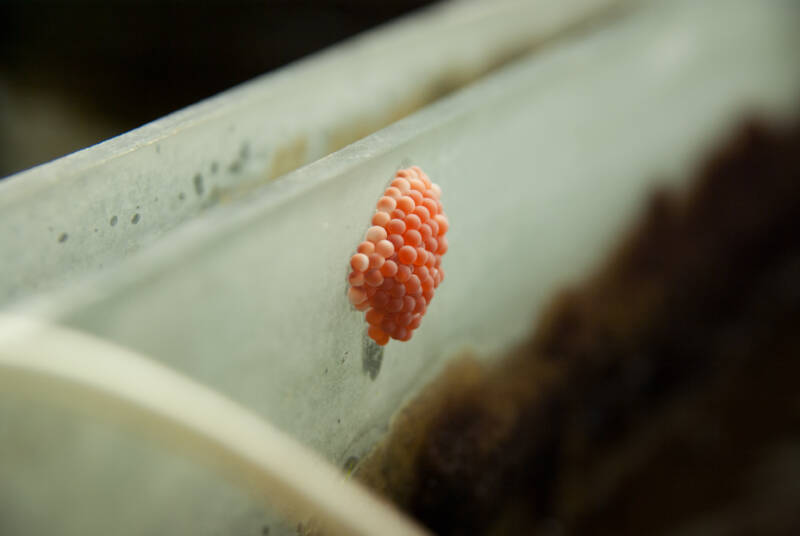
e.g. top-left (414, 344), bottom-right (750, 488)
top-left (2, 0), bottom-right (799, 534)
top-left (0, 0), bottom-right (618, 306)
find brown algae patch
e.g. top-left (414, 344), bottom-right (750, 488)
top-left (353, 116), bottom-right (800, 534)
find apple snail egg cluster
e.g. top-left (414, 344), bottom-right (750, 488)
top-left (348, 166), bottom-right (449, 345)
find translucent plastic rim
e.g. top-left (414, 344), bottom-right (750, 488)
top-left (0, 314), bottom-right (427, 536)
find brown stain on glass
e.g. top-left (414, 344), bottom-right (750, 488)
top-left (355, 114), bottom-right (800, 535)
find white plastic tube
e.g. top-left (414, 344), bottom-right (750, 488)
top-left (0, 314), bottom-right (427, 536)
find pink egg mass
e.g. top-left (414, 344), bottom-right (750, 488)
top-left (348, 166), bottom-right (448, 345)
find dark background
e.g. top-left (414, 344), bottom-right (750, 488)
top-left (0, 1), bottom-right (437, 177)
